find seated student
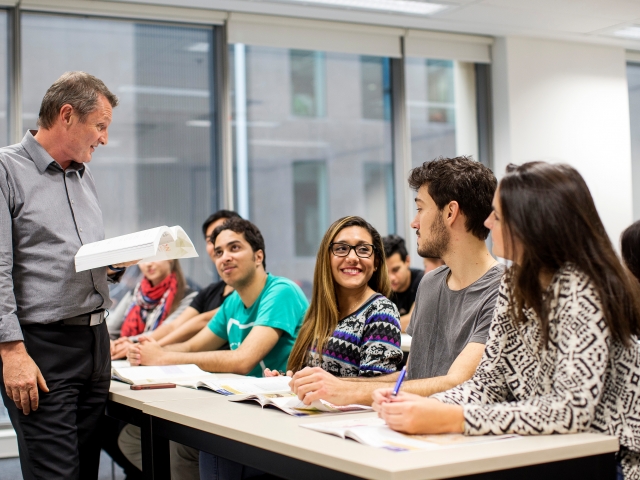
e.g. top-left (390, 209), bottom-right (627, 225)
top-left (382, 234), bottom-right (425, 332)
top-left (622, 220), bottom-right (640, 282)
top-left (120, 218), bottom-right (308, 479)
top-left (207, 215), bottom-right (403, 480)
top-left (107, 259), bottom-right (197, 359)
top-left (110, 210), bottom-right (240, 360)
top-left (373, 162), bottom-right (640, 480)
top-left (288, 156), bottom-right (503, 407)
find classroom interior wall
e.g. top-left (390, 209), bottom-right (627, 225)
top-left (491, 36), bottom-right (634, 245)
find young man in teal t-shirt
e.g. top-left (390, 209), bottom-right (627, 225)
top-left (130, 218), bottom-right (308, 376)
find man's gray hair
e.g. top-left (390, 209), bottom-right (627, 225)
top-left (37, 71), bottom-right (119, 129)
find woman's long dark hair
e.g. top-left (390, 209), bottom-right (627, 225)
top-left (499, 162), bottom-right (640, 347)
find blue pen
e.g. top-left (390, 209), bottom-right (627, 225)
top-left (392, 366), bottom-right (407, 396)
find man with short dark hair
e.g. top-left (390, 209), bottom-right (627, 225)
top-left (289, 156), bottom-right (503, 407)
top-left (383, 235), bottom-right (424, 332)
top-left (0, 72), bottom-right (126, 480)
top-left (109, 209), bottom-right (242, 359)
top-left (121, 219), bottom-right (308, 476)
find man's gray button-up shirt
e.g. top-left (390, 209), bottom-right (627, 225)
top-left (0, 131), bottom-right (111, 342)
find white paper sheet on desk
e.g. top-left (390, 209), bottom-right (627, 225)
top-left (301, 417), bottom-right (519, 452)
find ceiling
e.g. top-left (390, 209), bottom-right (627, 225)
top-left (121, 0), bottom-right (640, 50)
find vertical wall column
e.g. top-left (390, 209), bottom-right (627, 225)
top-left (491, 36), bottom-right (633, 244)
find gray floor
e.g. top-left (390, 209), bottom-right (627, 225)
top-left (0, 450), bottom-right (126, 480)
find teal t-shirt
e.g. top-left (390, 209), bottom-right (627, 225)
top-left (207, 274), bottom-right (308, 377)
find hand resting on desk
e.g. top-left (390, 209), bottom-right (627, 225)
top-left (372, 389), bottom-right (464, 435)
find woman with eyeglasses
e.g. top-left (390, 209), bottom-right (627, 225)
top-left (202, 216), bottom-right (403, 480)
top-left (266, 215), bottom-right (403, 383)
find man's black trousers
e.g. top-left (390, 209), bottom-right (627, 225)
top-left (0, 321), bottom-right (110, 480)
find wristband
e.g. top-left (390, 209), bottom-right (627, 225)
top-left (108, 265), bottom-right (126, 272)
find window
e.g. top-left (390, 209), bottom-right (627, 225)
top-left (628, 63), bottom-right (640, 221)
top-left (290, 50), bottom-right (325, 117)
top-left (21, 14), bottom-right (217, 287)
top-left (361, 56), bottom-right (391, 120)
top-left (293, 161), bottom-right (328, 257)
top-left (230, 45), bottom-right (395, 296)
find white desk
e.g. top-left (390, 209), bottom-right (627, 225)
top-left (139, 396), bottom-right (619, 480)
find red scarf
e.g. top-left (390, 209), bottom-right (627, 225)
top-left (120, 272), bottom-right (178, 337)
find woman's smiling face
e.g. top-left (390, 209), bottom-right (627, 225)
top-left (330, 226), bottom-right (376, 292)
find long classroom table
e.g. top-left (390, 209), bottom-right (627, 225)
top-left (107, 381), bottom-right (620, 480)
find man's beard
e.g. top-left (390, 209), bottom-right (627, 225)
top-left (417, 214), bottom-right (449, 259)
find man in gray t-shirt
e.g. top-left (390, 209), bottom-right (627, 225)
top-left (286, 157), bottom-right (503, 408)
top-left (407, 264), bottom-right (504, 380)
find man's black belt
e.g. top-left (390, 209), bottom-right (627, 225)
top-left (57, 310), bottom-right (106, 326)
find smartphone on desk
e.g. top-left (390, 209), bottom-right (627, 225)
top-left (130, 383), bottom-right (176, 390)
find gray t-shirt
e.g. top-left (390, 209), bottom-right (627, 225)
top-left (406, 264), bottom-right (505, 380)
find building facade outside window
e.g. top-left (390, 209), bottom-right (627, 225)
top-left (230, 45), bottom-right (395, 296)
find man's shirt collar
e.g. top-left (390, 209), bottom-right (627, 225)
top-left (21, 129), bottom-right (86, 177)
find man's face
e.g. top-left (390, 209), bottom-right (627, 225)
top-left (386, 253), bottom-right (412, 293)
top-left (410, 185), bottom-right (450, 259)
top-left (205, 218), bottom-right (229, 262)
top-left (213, 229), bottom-right (262, 289)
top-left (64, 94), bottom-right (112, 163)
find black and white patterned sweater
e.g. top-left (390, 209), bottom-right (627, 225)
top-left (432, 264), bottom-right (640, 479)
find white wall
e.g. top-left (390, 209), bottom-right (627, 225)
top-left (492, 36), bottom-right (633, 244)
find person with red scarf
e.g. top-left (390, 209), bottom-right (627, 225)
top-left (108, 260), bottom-right (196, 358)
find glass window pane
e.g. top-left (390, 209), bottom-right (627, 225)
top-left (628, 63), bottom-right (640, 221)
top-left (21, 14), bottom-right (216, 286)
top-left (230, 45), bottom-right (394, 296)
top-left (290, 50), bottom-right (325, 117)
top-left (361, 56), bottom-right (391, 120)
top-left (405, 57), bottom-right (457, 167)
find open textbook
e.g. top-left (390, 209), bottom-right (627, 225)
top-left (229, 392), bottom-right (373, 417)
top-left (75, 225), bottom-right (198, 272)
top-left (111, 365), bottom-right (295, 394)
top-left (301, 417), bottom-right (519, 452)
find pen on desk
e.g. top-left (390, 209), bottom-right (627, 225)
top-left (392, 366), bottom-right (407, 396)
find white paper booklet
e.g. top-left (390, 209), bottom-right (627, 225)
top-left (112, 364), bottom-right (216, 386)
top-left (301, 417), bottom-right (519, 452)
top-left (202, 376), bottom-right (294, 396)
top-left (229, 391), bottom-right (373, 417)
top-left (75, 225), bottom-right (198, 272)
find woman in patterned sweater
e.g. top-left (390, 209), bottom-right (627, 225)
top-left (373, 162), bottom-right (640, 479)
top-left (266, 216), bottom-right (403, 394)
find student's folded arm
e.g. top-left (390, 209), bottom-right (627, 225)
top-left (163, 326), bottom-right (281, 374)
top-left (157, 308), bottom-right (218, 347)
top-left (148, 306), bottom-right (199, 341)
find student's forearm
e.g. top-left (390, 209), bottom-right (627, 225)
top-left (343, 372), bottom-right (400, 382)
top-left (158, 350), bottom-right (256, 374)
top-left (157, 312), bottom-right (214, 347)
top-left (148, 320), bottom-right (176, 341)
top-left (402, 376), bottom-right (465, 397)
top-left (400, 314), bottom-right (411, 332)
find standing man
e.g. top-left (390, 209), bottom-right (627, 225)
top-left (382, 235), bottom-right (425, 332)
top-left (0, 72), bottom-right (125, 480)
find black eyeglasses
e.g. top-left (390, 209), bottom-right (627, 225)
top-left (329, 242), bottom-right (375, 258)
